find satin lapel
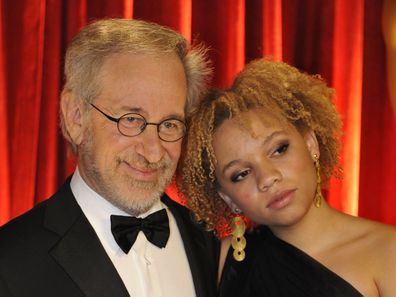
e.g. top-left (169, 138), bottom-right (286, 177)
top-left (44, 179), bottom-right (129, 297)
top-left (162, 195), bottom-right (217, 297)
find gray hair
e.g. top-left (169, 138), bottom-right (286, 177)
top-left (60, 18), bottom-right (212, 147)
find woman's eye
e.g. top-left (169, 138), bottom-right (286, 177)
top-left (230, 169), bottom-right (251, 183)
top-left (274, 143), bottom-right (289, 155)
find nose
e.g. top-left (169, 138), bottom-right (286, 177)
top-left (257, 161), bottom-right (282, 192)
top-left (134, 125), bottom-right (166, 163)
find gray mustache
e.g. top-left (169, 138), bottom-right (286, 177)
top-left (117, 156), bottom-right (171, 170)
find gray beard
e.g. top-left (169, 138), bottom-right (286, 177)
top-left (78, 127), bottom-right (176, 216)
top-left (83, 159), bottom-right (174, 216)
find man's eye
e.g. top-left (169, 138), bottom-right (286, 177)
top-left (121, 116), bottom-right (145, 128)
top-left (125, 116), bottom-right (139, 122)
top-left (231, 169), bottom-right (251, 183)
top-left (162, 121), bottom-right (177, 130)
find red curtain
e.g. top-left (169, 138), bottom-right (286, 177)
top-left (1, 0), bottom-right (395, 226)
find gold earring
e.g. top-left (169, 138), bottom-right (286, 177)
top-left (313, 154), bottom-right (323, 208)
top-left (230, 216), bottom-right (246, 261)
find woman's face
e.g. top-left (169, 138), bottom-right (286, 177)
top-left (213, 109), bottom-right (319, 227)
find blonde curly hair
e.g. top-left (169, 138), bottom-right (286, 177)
top-left (178, 58), bottom-right (342, 234)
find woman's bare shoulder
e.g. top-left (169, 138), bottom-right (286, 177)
top-left (352, 216), bottom-right (396, 245)
top-left (349, 216), bottom-right (396, 296)
top-left (341, 215), bottom-right (396, 254)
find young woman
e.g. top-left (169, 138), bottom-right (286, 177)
top-left (179, 59), bottom-right (396, 297)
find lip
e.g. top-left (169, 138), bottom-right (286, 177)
top-left (121, 161), bottom-right (159, 181)
top-left (266, 189), bottom-right (296, 210)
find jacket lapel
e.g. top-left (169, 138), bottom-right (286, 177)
top-left (43, 179), bottom-right (129, 297)
top-left (162, 195), bottom-right (219, 297)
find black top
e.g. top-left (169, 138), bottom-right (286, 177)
top-left (219, 226), bottom-right (363, 297)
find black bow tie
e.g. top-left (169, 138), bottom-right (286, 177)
top-left (110, 209), bottom-right (170, 254)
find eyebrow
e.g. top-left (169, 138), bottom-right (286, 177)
top-left (221, 130), bottom-right (286, 175)
top-left (118, 105), bottom-right (185, 121)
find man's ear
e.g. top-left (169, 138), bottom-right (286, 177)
top-left (304, 128), bottom-right (320, 159)
top-left (218, 191), bottom-right (240, 214)
top-left (60, 91), bottom-right (85, 147)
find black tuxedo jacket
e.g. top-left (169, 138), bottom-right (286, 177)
top-left (0, 178), bottom-right (219, 297)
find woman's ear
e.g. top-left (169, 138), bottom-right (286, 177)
top-left (218, 191), bottom-right (241, 214)
top-left (60, 91), bottom-right (85, 147)
top-left (304, 128), bottom-right (320, 159)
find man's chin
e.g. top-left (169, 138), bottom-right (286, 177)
top-left (107, 190), bottom-right (162, 216)
top-left (126, 174), bottom-right (172, 193)
top-left (112, 173), bottom-right (173, 214)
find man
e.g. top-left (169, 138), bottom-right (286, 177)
top-left (0, 19), bottom-right (218, 297)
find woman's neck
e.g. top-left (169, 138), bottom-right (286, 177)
top-left (269, 201), bottom-right (342, 255)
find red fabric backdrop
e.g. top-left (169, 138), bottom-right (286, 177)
top-left (0, 0), bottom-right (395, 226)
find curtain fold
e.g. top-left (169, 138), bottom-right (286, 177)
top-left (35, 0), bottom-right (63, 204)
top-left (262, 0), bottom-right (283, 60)
top-left (359, 0), bottom-right (396, 225)
top-left (328, 0), bottom-right (364, 215)
top-left (0, 0), bottom-right (10, 223)
top-left (0, 0), bottom-right (395, 226)
top-left (134, 0), bottom-right (191, 39)
top-left (3, 0), bottom-right (46, 216)
top-left (192, 0), bottom-right (245, 87)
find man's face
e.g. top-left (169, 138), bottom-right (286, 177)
top-left (78, 53), bottom-right (187, 215)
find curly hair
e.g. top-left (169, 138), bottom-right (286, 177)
top-left (178, 58), bottom-right (342, 234)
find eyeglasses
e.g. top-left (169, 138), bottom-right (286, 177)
top-left (90, 104), bottom-right (186, 142)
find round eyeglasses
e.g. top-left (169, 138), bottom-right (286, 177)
top-left (90, 104), bottom-right (186, 142)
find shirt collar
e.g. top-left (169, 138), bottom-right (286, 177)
top-left (70, 167), bottom-right (164, 254)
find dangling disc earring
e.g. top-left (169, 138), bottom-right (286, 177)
top-left (230, 210), bottom-right (246, 262)
top-left (313, 154), bottom-right (323, 208)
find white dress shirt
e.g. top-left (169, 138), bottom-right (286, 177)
top-left (71, 169), bottom-right (196, 297)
